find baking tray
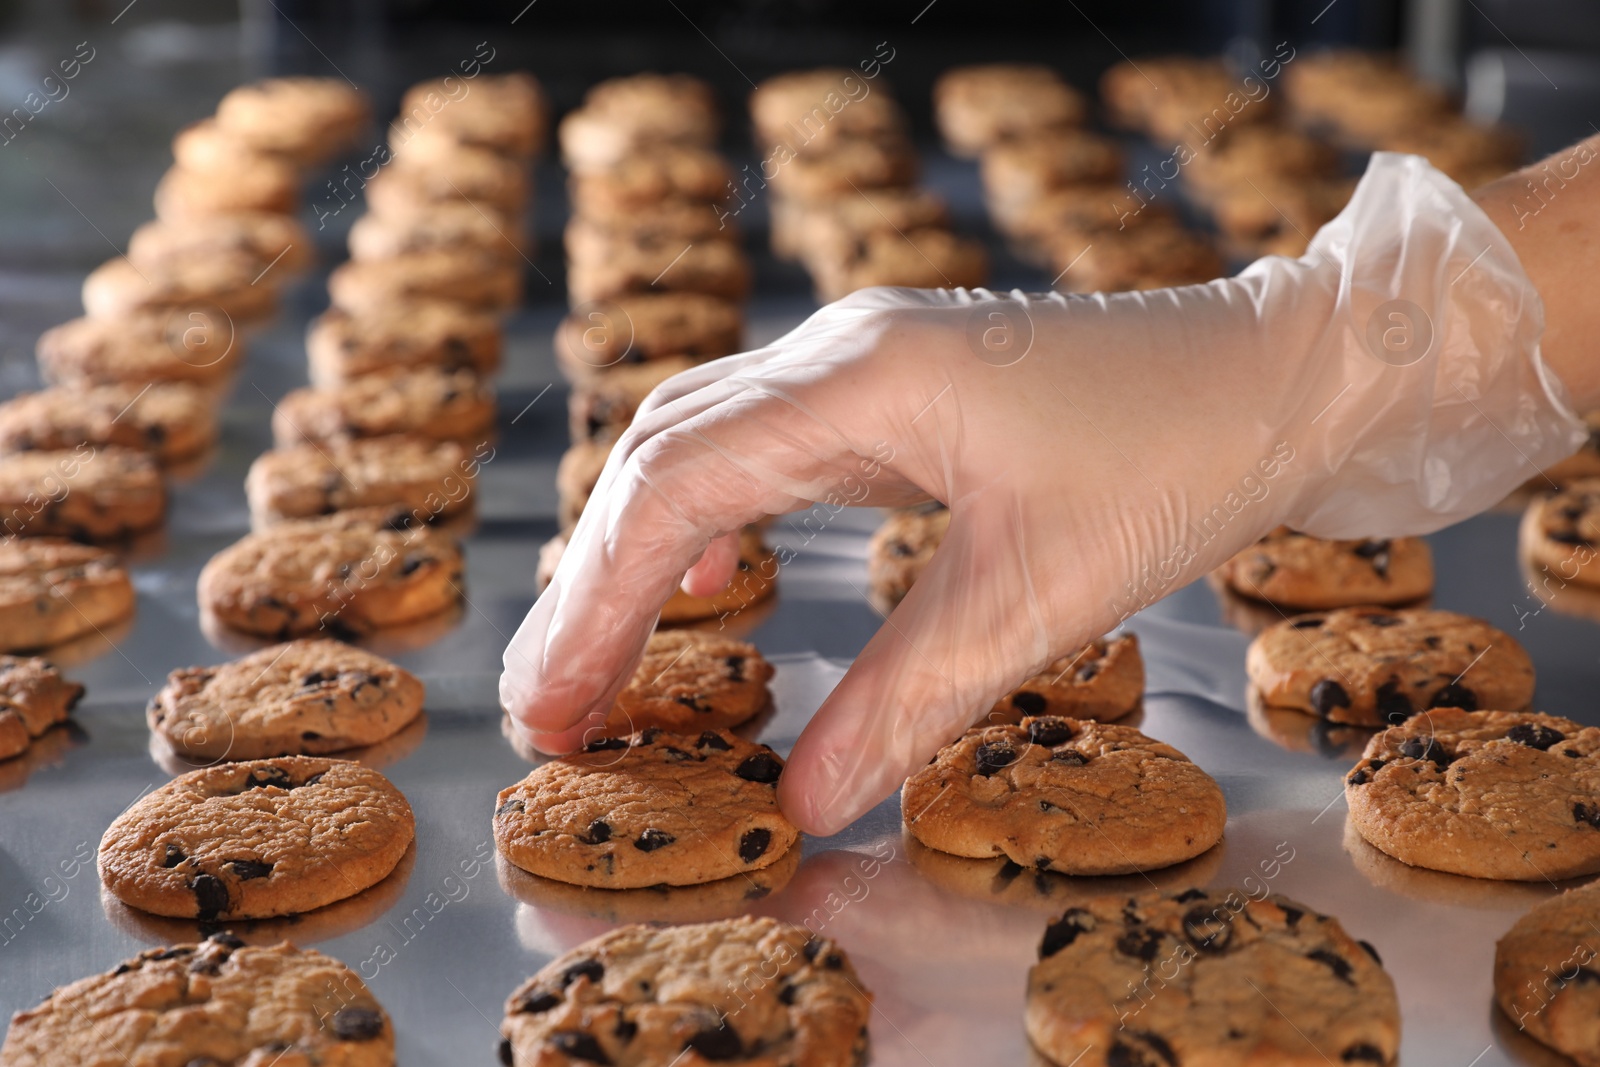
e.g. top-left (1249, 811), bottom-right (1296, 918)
top-left (2, 44), bottom-right (1596, 1067)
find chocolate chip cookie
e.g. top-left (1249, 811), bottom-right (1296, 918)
top-left (272, 368), bottom-right (496, 448)
top-left (902, 715), bottom-right (1226, 875)
top-left (751, 67), bottom-right (906, 149)
top-left (565, 201), bottom-right (731, 263)
top-left (810, 227), bottom-right (988, 303)
top-left (197, 508), bottom-right (463, 639)
top-left (500, 916), bottom-right (870, 1067)
top-left (327, 250), bottom-right (521, 314)
top-left (397, 72), bottom-right (548, 159)
top-left (0, 935), bottom-right (394, 1066)
top-left (0, 656), bottom-right (83, 761)
top-left (988, 634), bottom-right (1144, 724)
top-left (494, 727), bottom-right (796, 889)
top-left (150, 161), bottom-right (300, 223)
top-left (1217, 527), bottom-right (1435, 609)
top-left (306, 302), bottom-right (501, 387)
top-left (765, 137), bottom-right (918, 200)
top-left (0, 447), bottom-right (165, 541)
top-left (569, 355), bottom-right (697, 443)
top-left (1523, 480), bottom-right (1600, 589)
top-left (36, 311), bottom-right (243, 388)
top-left (127, 211), bottom-right (311, 275)
top-left (554, 291), bottom-right (742, 381)
top-left (978, 130), bottom-right (1125, 207)
top-left (99, 755), bottom-right (413, 919)
top-left (1249, 607), bottom-right (1534, 727)
top-left (1049, 222), bottom-right (1225, 294)
top-left (558, 72), bottom-right (718, 169)
top-left (0, 382), bottom-right (216, 464)
top-left (246, 436), bottom-right (474, 527)
top-left (934, 63), bottom-right (1087, 157)
top-left (215, 76), bottom-right (370, 163)
top-left (567, 239), bottom-right (751, 306)
top-left (535, 529), bottom-right (777, 625)
top-left (1494, 883), bottom-right (1600, 1065)
top-left (867, 503), bottom-right (949, 605)
top-left (1026, 888), bottom-right (1398, 1066)
top-left (149, 640), bottom-right (424, 761)
top-left (0, 539), bottom-right (134, 652)
top-left (81, 253), bottom-right (277, 323)
top-left (1346, 708), bottom-right (1600, 880)
top-left (347, 200), bottom-right (526, 263)
top-left (567, 146), bottom-right (731, 217)
top-left (773, 185), bottom-right (947, 267)
top-left (599, 630), bottom-right (773, 736)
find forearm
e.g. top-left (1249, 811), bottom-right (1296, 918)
top-left (1473, 132), bottom-right (1600, 410)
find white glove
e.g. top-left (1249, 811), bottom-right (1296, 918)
top-left (501, 153), bottom-right (1583, 835)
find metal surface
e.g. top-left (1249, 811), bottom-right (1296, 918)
top-left (0, 36), bottom-right (1596, 1067)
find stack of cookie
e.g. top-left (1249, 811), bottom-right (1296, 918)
top-left (755, 68), bottom-right (988, 301)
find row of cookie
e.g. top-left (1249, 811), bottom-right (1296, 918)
top-left (757, 68), bottom-right (988, 301)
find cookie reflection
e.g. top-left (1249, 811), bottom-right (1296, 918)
top-left (1246, 688), bottom-right (1372, 760)
top-left (148, 710), bottom-right (428, 776)
top-left (29, 613), bottom-right (136, 669)
top-left (0, 722), bottom-right (86, 793)
top-left (200, 601), bottom-right (465, 656)
top-left (1342, 817), bottom-right (1580, 910)
top-left (102, 839), bottom-right (416, 946)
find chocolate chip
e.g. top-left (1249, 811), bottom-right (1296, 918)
top-left (1358, 940), bottom-right (1382, 964)
top-left (1116, 927), bottom-right (1164, 962)
top-left (734, 753), bottom-right (782, 784)
top-left (396, 554), bottom-right (431, 577)
top-left (1173, 888), bottom-right (1208, 903)
top-left (582, 820), bottom-right (611, 845)
top-left (1308, 948), bottom-right (1355, 984)
top-left (331, 1007), bottom-right (384, 1040)
top-left (685, 1021), bottom-right (743, 1060)
top-left (1362, 613), bottom-right (1401, 627)
top-left (613, 1018), bottom-right (637, 1042)
top-left (300, 671), bottom-right (335, 688)
top-left (661, 746), bottom-right (696, 761)
top-left (496, 798), bottom-right (524, 817)
top-left (1280, 905), bottom-right (1304, 927)
top-left (1011, 690), bottom-right (1048, 716)
top-left (696, 731), bottom-right (733, 750)
top-left (888, 540), bottom-right (914, 558)
top-left (1309, 680), bottom-right (1351, 718)
top-left (974, 741), bottom-right (1018, 776)
top-left (1507, 723), bottom-right (1566, 750)
top-left (1183, 907), bottom-right (1234, 953)
top-left (995, 859), bottom-right (1024, 887)
top-left (674, 695), bottom-right (713, 714)
top-left (1566, 748), bottom-right (1585, 758)
top-left (1550, 530), bottom-right (1595, 547)
top-left (1429, 683), bottom-right (1476, 711)
top-left (634, 829), bottom-right (675, 851)
top-left (584, 737), bottom-right (628, 752)
top-left (1398, 736), bottom-right (1451, 767)
top-left (636, 727), bottom-right (663, 744)
top-left (160, 844), bottom-right (186, 868)
top-left (241, 767), bottom-right (295, 791)
top-left (514, 990), bottom-right (562, 1013)
top-left (1108, 1032), bottom-right (1178, 1067)
top-left (738, 828), bottom-right (771, 862)
top-left (207, 932), bottom-right (244, 948)
top-left (1341, 1045), bottom-right (1387, 1063)
top-left (1374, 681), bottom-right (1413, 725)
top-left (778, 982), bottom-right (797, 1004)
top-left (225, 859), bottom-right (273, 880)
top-left (1052, 750), bottom-right (1089, 766)
top-left (1076, 663), bottom-right (1101, 682)
top-left (1290, 616), bottom-right (1324, 629)
top-left (562, 959), bottom-right (604, 987)
top-left (191, 874), bottom-right (229, 921)
top-left (1423, 635), bottom-right (1441, 649)
top-left (498, 1038), bottom-right (514, 1065)
top-left (1026, 717), bottom-right (1074, 747)
top-left (724, 655), bottom-right (746, 682)
top-left (1347, 758), bottom-right (1384, 786)
top-left (803, 938), bottom-right (825, 961)
top-left (1575, 802), bottom-right (1600, 829)
top-left (1352, 539), bottom-right (1391, 577)
top-left (548, 1032), bottom-right (610, 1064)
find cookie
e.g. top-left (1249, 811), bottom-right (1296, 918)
top-left (569, 356), bottom-right (697, 443)
top-left (567, 146), bottom-right (732, 216)
top-left (766, 137), bottom-right (918, 200)
top-left (149, 639), bottom-right (424, 761)
top-left (1494, 883), bottom-right (1600, 1065)
top-left (1205, 175), bottom-right (1355, 243)
top-left (246, 436), bottom-right (473, 528)
top-left (751, 67), bottom-right (906, 149)
top-left (1049, 223), bottom-right (1224, 293)
top-left (494, 726), bottom-right (796, 889)
top-left (0, 447), bottom-right (165, 542)
top-left (197, 508), bottom-right (463, 639)
top-left (215, 76), bottom-right (370, 163)
top-left (557, 439), bottom-right (615, 533)
top-left (396, 72), bottom-right (548, 159)
top-left (535, 530), bottom-right (778, 625)
top-left (902, 715), bottom-right (1225, 875)
top-left (327, 250), bottom-right (521, 314)
top-left (364, 146), bottom-right (529, 216)
top-left (1026, 888), bottom-right (1399, 1066)
top-left (0, 655), bottom-right (83, 761)
top-left (978, 131), bottom-right (1125, 208)
top-left (272, 367), bottom-right (496, 448)
top-left (1184, 125), bottom-right (1340, 202)
top-left (772, 185), bottom-right (946, 265)
top-left (553, 291), bottom-right (742, 382)
top-left (1216, 527), bottom-right (1435, 609)
top-left (127, 212), bottom-right (311, 275)
top-left (1101, 55), bottom-right (1279, 141)
top-left (1522, 480), bottom-right (1600, 589)
top-left (601, 629), bottom-right (772, 736)
top-left (567, 239), bottom-right (751, 306)
top-left (0, 539), bottom-right (133, 652)
top-left (559, 73), bottom-right (719, 169)
top-left (933, 63), bottom-right (1087, 157)
top-left (347, 200), bottom-right (527, 263)
top-left (0, 935), bottom-right (394, 1066)
top-left (992, 180), bottom-right (1176, 243)
top-left (0, 382), bottom-right (215, 464)
top-left (1378, 119), bottom-right (1522, 183)
top-left (81, 254), bottom-right (276, 322)
top-left (306, 302), bottom-right (501, 387)
top-left (171, 115), bottom-right (296, 170)
top-left (811, 226), bottom-right (988, 302)
top-left (987, 634), bottom-right (1144, 725)
top-left (36, 311), bottom-right (242, 388)
top-left (151, 160), bottom-right (300, 221)
top-left (867, 504), bottom-right (949, 604)
top-left (1248, 607), bottom-right (1534, 727)
top-left (565, 201), bottom-right (732, 264)
top-left (1346, 708), bottom-right (1600, 880)
top-left (99, 754), bottom-right (413, 919)
top-left (500, 916), bottom-right (869, 1067)
top-left (1283, 51), bottom-right (1452, 147)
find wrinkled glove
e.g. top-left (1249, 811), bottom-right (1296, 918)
top-left (501, 153), bottom-right (1583, 835)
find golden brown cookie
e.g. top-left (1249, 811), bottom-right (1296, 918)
top-left (495, 727), bottom-right (795, 889)
top-left (750, 67), bottom-right (906, 149)
top-left (810, 226), bottom-right (988, 302)
top-left (567, 239), bottom-right (751, 306)
top-left (867, 504), bottom-right (949, 604)
top-left (149, 639), bottom-right (424, 760)
top-left (534, 529), bottom-right (777, 625)
top-left (553, 291), bottom-right (742, 382)
top-left (0, 935), bottom-right (395, 1066)
top-left (0, 447), bottom-right (165, 541)
top-left (1217, 527), bottom-right (1435, 609)
top-left (987, 634), bottom-right (1144, 724)
top-left (272, 368), bottom-right (496, 448)
top-left (306, 303), bottom-right (501, 387)
top-left (81, 254), bottom-right (276, 322)
top-left (773, 185), bottom-right (947, 266)
top-left (1049, 223), bottom-right (1225, 293)
top-left (327, 250), bottom-right (521, 314)
top-left (766, 137), bottom-right (918, 200)
top-left (1522, 480), bottom-right (1600, 589)
top-left (396, 72), bottom-right (548, 158)
top-left (246, 436), bottom-right (474, 527)
top-left (215, 76), bottom-right (370, 163)
top-left (127, 212), bottom-right (311, 275)
top-left (903, 715), bottom-right (1226, 875)
top-left (1346, 708), bottom-right (1600, 880)
top-left (567, 145), bottom-right (732, 215)
top-left (1494, 883), bottom-right (1600, 1065)
top-left (599, 630), bottom-right (772, 736)
top-left (978, 130), bottom-right (1124, 207)
top-left (347, 200), bottom-right (527, 263)
top-left (1248, 607), bottom-right (1533, 726)
top-left (364, 145), bottom-right (529, 216)
top-left (197, 508), bottom-right (463, 639)
top-left (99, 755), bottom-right (413, 920)
top-left (499, 917), bottom-right (870, 1067)
top-left (0, 539), bottom-right (134, 652)
top-left (565, 201), bottom-right (731, 264)
top-left (0, 382), bottom-right (215, 464)
top-left (37, 310), bottom-right (243, 387)
top-left (0, 655), bottom-right (82, 761)
top-left (934, 63), bottom-right (1086, 157)
top-left (151, 160), bottom-right (299, 221)
top-left (569, 355), bottom-right (697, 443)
top-left (559, 72), bottom-right (719, 168)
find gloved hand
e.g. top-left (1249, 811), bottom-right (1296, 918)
top-left (501, 153), bottom-right (1583, 835)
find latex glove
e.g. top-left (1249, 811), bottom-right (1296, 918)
top-left (501, 154), bottom-right (1583, 835)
